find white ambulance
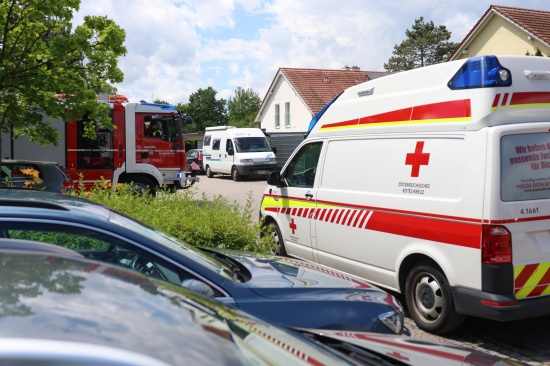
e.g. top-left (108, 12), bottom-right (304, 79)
top-left (261, 55), bottom-right (550, 334)
top-left (202, 126), bottom-right (277, 181)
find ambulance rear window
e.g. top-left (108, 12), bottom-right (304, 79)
top-left (501, 132), bottom-right (550, 201)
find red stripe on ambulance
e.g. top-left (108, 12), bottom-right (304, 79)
top-left (320, 99), bottom-right (471, 130)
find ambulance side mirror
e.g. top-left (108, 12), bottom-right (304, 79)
top-left (267, 171), bottom-right (283, 186)
top-left (272, 147), bottom-right (277, 154)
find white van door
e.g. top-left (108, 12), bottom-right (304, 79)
top-left (219, 138), bottom-right (234, 174)
top-left (273, 141), bottom-right (323, 261)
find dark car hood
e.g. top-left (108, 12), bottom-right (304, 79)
top-left (215, 250), bottom-right (399, 304)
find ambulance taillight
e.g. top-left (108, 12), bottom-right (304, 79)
top-left (481, 225), bottom-right (512, 264)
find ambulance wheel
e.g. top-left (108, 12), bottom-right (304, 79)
top-left (128, 176), bottom-right (157, 197)
top-left (206, 165), bottom-right (214, 178)
top-left (232, 166), bottom-right (241, 181)
top-left (262, 222), bottom-right (287, 256)
top-left (405, 262), bottom-right (465, 334)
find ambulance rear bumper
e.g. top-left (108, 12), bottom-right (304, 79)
top-left (453, 287), bottom-right (550, 321)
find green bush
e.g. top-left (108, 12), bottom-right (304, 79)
top-left (73, 181), bottom-right (273, 254)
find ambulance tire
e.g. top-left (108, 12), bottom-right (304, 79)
top-left (231, 166), bottom-right (241, 181)
top-left (263, 222), bottom-right (287, 256)
top-left (127, 176), bottom-right (157, 197)
top-left (206, 165), bottom-right (214, 178)
top-left (405, 262), bottom-right (465, 334)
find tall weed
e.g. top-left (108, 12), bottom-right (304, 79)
top-left (74, 181), bottom-right (272, 253)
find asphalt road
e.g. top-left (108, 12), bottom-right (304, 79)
top-left (184, 174), bottom-right (550, 365)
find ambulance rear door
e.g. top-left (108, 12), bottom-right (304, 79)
top-left (490, 123), bottom-right (550, 302)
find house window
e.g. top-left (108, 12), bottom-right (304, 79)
top-left (274, 104), bottom-right (280, 129)
top-left (285, 102), bottom-right (290, 128)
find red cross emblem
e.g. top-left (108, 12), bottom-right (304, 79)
top-left (289, 218), bottom-right (297, 234)
top-left (405, 141), bottom-right (430, 177)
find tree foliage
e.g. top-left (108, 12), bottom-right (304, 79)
top-left (384, 17), bottom-right (457, 72)
top-left (0, 0), bottom-right (127, 156)
top-left (179, 87), bottom-right (227, 133)
top-left (227, 87), bottom-right (260, 128)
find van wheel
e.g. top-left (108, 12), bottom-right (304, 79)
top-left (405, 262), bottom-right (465, 334)
top-left (263, 222), bottom-right (287, 256)
top-left (127, 176), bottom-right (157, 197)
top-left (231, 166), bottom-right (241, 181)
top-left (206, 166), bottom-right (214, 178)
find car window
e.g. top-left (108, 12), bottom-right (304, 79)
top-left (0, 222), bottom-right (203, 288)
top-left (284, 142), bottom-right (323, 188)
top-left (1, 163), bottom-right (44, 187)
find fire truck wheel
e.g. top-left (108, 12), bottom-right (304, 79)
top-left (128, 176), bottom-right (157, 197)
top-left (262, 221), bottom-right (287, 256)
top-left (231, 166), bottom-right (241, 181)
top-left (405, 261), bottom-right (465, 334)
top-left (206, 165), bottom-right (214, 178)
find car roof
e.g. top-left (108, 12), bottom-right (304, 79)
top-left (1, 159), bottom-right (60, 165)
top-left (0, 238), bottom-right (84, 258)
top-left (0, 251), bottom-right (355, 365)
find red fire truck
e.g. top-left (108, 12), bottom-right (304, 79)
top-left (0, 94), bottom-right (196, 195)
top-left (61, 94), bottom-right (198, 195)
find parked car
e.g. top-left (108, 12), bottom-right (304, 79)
top-left (0, 188), bottom-right (405, 336)
top-left (0, 159), bottom-right (73, 193)
top-left (186, 148), bottom-right (205, 174)
top-left (0, 246), bottom-right (524, 366)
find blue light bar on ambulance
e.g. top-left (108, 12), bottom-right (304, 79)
top-left (448, 55), bottom-right (511, 90)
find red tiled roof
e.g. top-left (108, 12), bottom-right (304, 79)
top-left (450, 5), bottom-right (550, 59)
top-left (280, 68), bottom-right (368, 115)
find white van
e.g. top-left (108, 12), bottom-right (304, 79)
top-left (261, 55), bottom-right (550, 334)
top-left (202, 126), bottom-right (277, 181)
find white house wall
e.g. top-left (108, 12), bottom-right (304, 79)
top-left (260, 76), bottom-right (313, 134)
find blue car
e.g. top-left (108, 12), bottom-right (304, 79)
top-left (0, 188), bottom-right (405, 335)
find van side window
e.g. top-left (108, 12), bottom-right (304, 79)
top-left (284, 142), bottom-right (322, 188)
top-left (226, 139), bottom-right (233, 153)
top-left (204, 135), bottom-right (211, 146)
top-left (212, 139), bottom-right (221, 150)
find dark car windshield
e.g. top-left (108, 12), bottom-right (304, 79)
top-left (108, 212), bottom-right (235, 280)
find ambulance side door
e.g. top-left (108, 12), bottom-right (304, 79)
top-left (276, 141), bottom-right (323, 261)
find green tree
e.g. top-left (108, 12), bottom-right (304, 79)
top-left (227, 87), bottom-right (261, 128)
top-left (180, 87), bottom-right (227, 132)
top-left (0, 0), bottom-right (127, 158)
top-left (384, 17), bottom-right (457, 72)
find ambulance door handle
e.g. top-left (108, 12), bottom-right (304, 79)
top-left (305, 192), bottom-right (313, 201)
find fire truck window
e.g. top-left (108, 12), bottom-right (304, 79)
top-left (77, 119), bottom-right (114, 170)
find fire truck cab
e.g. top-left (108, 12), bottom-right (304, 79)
top-left (261, 55), bottom-right (550, 334)
top-left (65, 95), bottom-right (197, 195)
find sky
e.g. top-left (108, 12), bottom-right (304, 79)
top-left (74, 0), bottom-right (550, 106)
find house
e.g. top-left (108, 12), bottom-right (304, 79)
top-left (255, 67), bottom-right (391, 167)
top-left (449, 5), bottom-right (550, 60)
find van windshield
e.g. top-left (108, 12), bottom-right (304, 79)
top-left (234, 137), bottom-right (271, 153)
top-left (501, 132), bottom-right (550, 201)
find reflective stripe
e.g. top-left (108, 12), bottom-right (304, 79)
top-left (514, 262), bottom-right (550, 299)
